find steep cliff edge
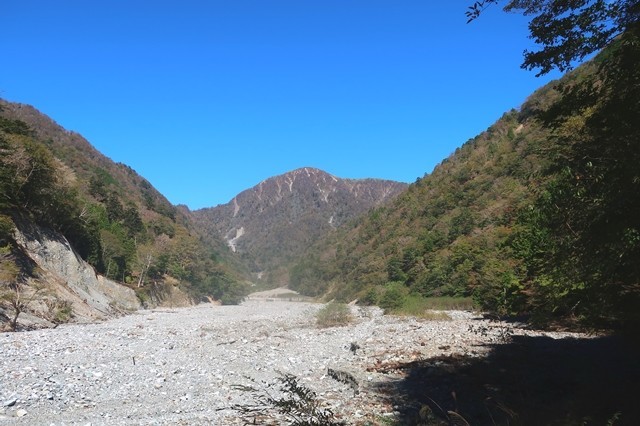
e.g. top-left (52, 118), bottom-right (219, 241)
top-left (2, 219), bottom-right (142, 329)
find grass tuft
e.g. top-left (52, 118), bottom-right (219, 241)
top-left (386, 295), bottom-right (475, 319)
top-left (316, 302), bottom-right (353, 328)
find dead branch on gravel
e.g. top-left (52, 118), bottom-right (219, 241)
top-left (231, 373), bottom-right (346, 425)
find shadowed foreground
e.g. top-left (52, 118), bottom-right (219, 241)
top-left (373, 334), bottom-right (639, 425)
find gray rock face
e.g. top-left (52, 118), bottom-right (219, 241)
top-left (3, 396), bottom-right (17, 407)
top-left (11, 220), bottom-right (141, 323)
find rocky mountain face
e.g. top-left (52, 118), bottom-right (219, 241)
top-left (9, 218), bottom-right (142, 327)
top-left (192, 167), bottom-right (407, 283)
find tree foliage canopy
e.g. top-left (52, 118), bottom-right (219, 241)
top-left (467, 0), bottom-right (640, 75)
top-left (514, 24), bottom-right (640, 328)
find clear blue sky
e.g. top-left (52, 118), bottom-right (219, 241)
top-left (1, 1), bottom-right (562, 209)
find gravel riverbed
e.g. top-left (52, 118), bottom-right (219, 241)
top-left (0, 299), bottom-right (583, 425)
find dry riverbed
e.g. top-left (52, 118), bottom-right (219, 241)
top-left (0, 300), bottom-right (590, 425)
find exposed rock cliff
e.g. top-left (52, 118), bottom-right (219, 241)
top-left (6, 220), bottom-right (141, 327)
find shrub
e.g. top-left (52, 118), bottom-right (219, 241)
top-left (379, 282), bottom-right (407, 313)
top-left (395, 295), bottom-right (452, 320)
top-left (219, 288), bottom-right (245, 305)
top-left (421, 296), bottom-right (476, 311)
top-left (46, 298), bottom-right (73, 324)
top-left (316, 302), bottom-right (352, 328)
top-left (359, 287), bottom-right (379, 306)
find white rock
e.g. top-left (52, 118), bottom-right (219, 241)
top-left (3, 397), bottom-right (17, 407)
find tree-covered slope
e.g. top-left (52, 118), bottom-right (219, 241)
top-left (289, 103), bottom-right (553, 300)
top-left (292, 31), bottom-right (640, 329)
top-left (0, 99), bottom-right (247, 307)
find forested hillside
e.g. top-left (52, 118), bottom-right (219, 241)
top-left (289, 105), bottom-right (549, 300)
top-left (0, 100), bottom-right (248, 309)
top-left (291, 28), bottom-right (640, 330)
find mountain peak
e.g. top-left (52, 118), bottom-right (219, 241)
top-left (193, 168), bottom-right (408, 282)
top-left (247, 167), bottom-right (337, 199)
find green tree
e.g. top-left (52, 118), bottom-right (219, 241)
top-left (470, 1), bottom-right (640, 327)
top-left (0, 246), bottom-right (21, 329)
top-left (0, 116), bottom-right (31, 136)
top-left (517, 29), bottom-right (640, 327)
top-left (105, 194), bottom-right (124, 223)
top-left (0, 245), bottom-right (46, 331)
top-left (290, 256), bottom-right (334, 297)
top-left (386, 255), bottom-right (406, 282)
top-left (379, 282), bottom-right (408, 313)
top-left (123, 204), bottom-right (144, 236)
top-left (467, 0), bottom-right (640, 75)
top-left (0, 136), bottom-right (56, 212)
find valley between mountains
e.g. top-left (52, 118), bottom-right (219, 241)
top-left (0, 98), bottom-right (408, 327)
top-left (1, 29), bottom-right (639, 424)
top-left (191, 167), bottom-right (407, 285)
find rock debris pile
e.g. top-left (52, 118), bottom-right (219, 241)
top-left (0, 300), bottom-right (582, 425)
